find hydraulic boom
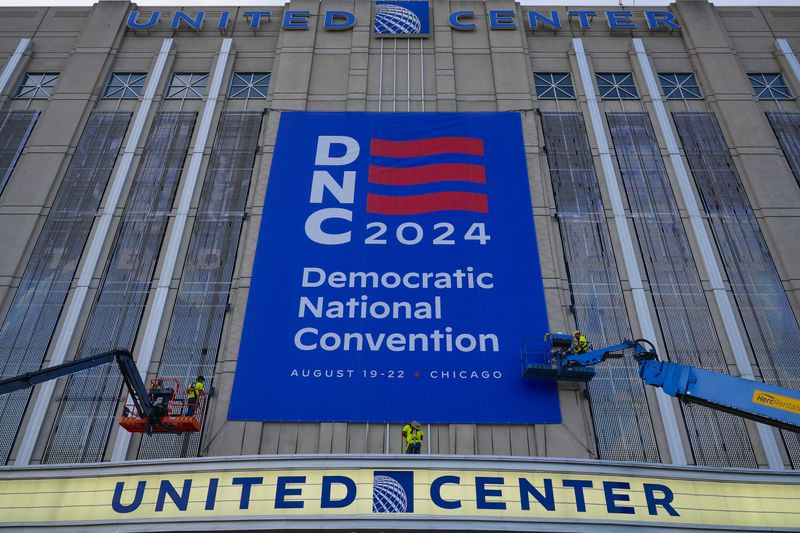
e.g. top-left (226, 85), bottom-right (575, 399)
top-left (0, 349), bottom-right (204, 434)
top-left (522, 333), bottom-right (800, 433)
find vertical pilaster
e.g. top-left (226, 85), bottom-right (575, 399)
top-left (776, 39), bottom-right (800, 89)
top-left (485, 0), bottom-right (533, 112)
top-left (633, 37), bottom-right (784, 470)
top-left (0, 39), bottom-right (31, 99)
top-left (346, 0), bottom-right (370, 111)
top-left (432, 0), bottom-right (455, 111)
top-left (571, 37), bottom-right (687, 466)
top-left (269, 0), bottom-right (318, 111)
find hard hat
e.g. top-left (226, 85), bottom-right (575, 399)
top-left (410, 420), bottom-right (421, 429)
top-left (197, 375), bottom-right (205, 382)
top-left (573, 330), bottom-right (581, 336)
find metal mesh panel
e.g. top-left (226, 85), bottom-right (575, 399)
top-left (674, 112), bottom-right (800, 468)
top-left (767, 111), bottom-right (800, 186)
top-left (540, 112), bottom-right (660, 463)
top-left (137, 112), bottom-right (261, 460)
top-left (0, 110), bottom-right (38, 194)
top-left (0, 111), bottom-right (130, 464)
top-left (607, 112), bottom-right (756, 468)
top-left (42, 112), bottom-right (195, 464)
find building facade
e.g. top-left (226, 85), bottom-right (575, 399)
top-left (0, 0), bottom-right (799, 530)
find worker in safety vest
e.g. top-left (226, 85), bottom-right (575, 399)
top-left (402, 420), bottom-right (424, 454)
top-left (186, 375), bottom-right (205, 417)
top-left (573, 330), bottom-right (590, 354)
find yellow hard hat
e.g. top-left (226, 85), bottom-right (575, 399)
top-left (573, 330), bottom-right (581, 336)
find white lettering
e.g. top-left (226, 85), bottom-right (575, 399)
top-left (295, 327), bottom-right (318, 350)
top-left (302, 267), bottom-right (326, 287)
top-left (304, 208), bottom-right (352, 245)
top-left (309, 170), bottom-right (356, 204)
top-left (314, 136), bottom-right (360, 166)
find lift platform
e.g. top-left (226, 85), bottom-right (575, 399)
top-left (521, 333), bottom-right (612, 383)
top-left (522, 332), bottom-right (800, 433)
top-left (119, 378), bottom-right (207, 433)
top-left (0, 349), bottom-right (206, 435)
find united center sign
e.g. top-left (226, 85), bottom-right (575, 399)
top-left (0, 457), bottom-right (796, 530)
top-left (126, 6), bottom-right (680, 33)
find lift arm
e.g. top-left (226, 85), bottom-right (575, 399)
top-left (639, 359), bottom-right (800, 433)
top-left (0, 349), bottom-right (154, 419)
top-left (523, 335), bottom-right (800, 432)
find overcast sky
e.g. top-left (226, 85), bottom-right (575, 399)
top-left (0, 1), bottom-right (798, 7)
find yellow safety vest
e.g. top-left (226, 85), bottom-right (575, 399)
top-left (575, 335), bottom-right (589, 353)
top-left (403, 424), bottom-right (424, 446)
top-left (188, 381), bottom-right (204, 399)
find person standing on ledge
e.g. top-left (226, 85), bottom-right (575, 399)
top-left (402, 420), bottom-right (424, 454)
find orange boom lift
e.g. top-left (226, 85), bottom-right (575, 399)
top-left (0, 348), bottom-right (206, 435)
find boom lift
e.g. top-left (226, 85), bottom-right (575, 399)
top-left (522, 333), bottom-right (800, 433)
top-left (0, 349), bottom-right (206, 435)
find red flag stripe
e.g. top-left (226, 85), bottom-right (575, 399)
top-left (368, 163), bottom-right (486, 185)
top-left (370, 137), bottom-right (484, 158)
top-left (367, 192), bottom-right (488, 215)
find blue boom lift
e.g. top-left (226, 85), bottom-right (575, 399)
top-left (522, 333), bottom-right (800, 432)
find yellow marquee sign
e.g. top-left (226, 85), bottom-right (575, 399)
top-left (0, 462), bottom-right (798, 529)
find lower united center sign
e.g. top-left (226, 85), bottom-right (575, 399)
top-left (0, 461), bottom-right (797, 529)
top-left (229, 112), bottom-right (557, 423)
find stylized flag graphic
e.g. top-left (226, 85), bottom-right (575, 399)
top-left (367, 136), bottom-right (488, 215)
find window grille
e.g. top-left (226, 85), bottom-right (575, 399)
top-left (748, 73), bottom-right (792, 100)
top-left (533, 73), bottom-right (575, 100)
top-left (14, 73), bottom-right (58, 99)
top-left (42, 112), bottom-right (196, 464)
top-left (674, 112), bottom-right (800, 468)
top-left (658, 73), bottom-right (702, 100)
top-left (166, 73), bottom-right (208, 99)
top-left (0, 111), bottom-right (38, 194)
top-left (607, 112), bottom-right (756, 467)
top-left (103, 73), bottom-right (147, 99)
top-left (138, 112), bottom-right (262, 460)
top-left (596, 73), bottom-right (638, 99)
top-left (229, 73), bottom-right (271, 99)
top-left (0, 111), bottom-right (130, 464)
top-left (540, 112), bottom-right (660, 463)
top-left (768, 111), bottom-right (800, 187)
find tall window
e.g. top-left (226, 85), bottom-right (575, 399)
top-left (607, 112), bottom-right (755, 467)
top-left (103, 73), bottom-right (147, 99)
top-left (539, 112), bottom-right (661, 464)
top-left (748, 73), bottom-right (792, 100)
top-left (0, 111), bottom-right (131, 464)
top-left (674, 112), bottom-right (800, 468)
top-left (768, 112), bottom-right (800, 186)
top-left (595, 73), bottom-right (638, 99)
top-left (533, 73), bottom-right (575, 100)
top-left (166, 73), bottom-right (208, 99)
top-left (42, 112), bottom-right (196, 464)
top-left (658, 73), bottom-right (702, 100)
top-left (14, 73), bottom-right (59, 99)
top-left (229, 72), bottom-right (271, 99)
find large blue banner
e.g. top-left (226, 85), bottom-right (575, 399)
top-left (229, 112), bottom-right (559, 423)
